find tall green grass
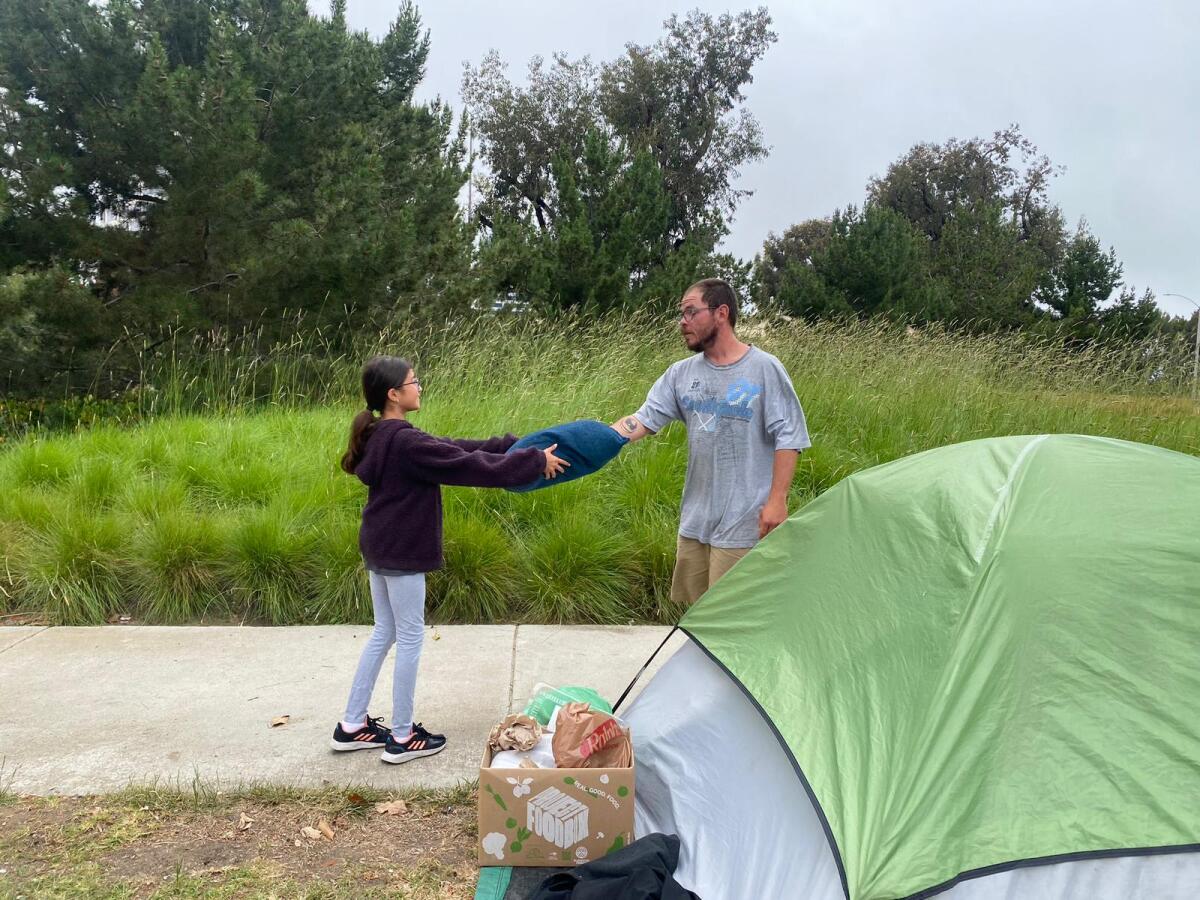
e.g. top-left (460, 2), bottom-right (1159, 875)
top-left (0, 313), bottom-right (1197, 624)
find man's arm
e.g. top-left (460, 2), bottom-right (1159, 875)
top-left (613, 366), bottom-right (679, 444)
top-left (610, 414), bottom-right (653, 444)
top-left (758, 449), bottom-right (799, 539)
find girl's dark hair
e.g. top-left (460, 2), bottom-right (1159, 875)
top-left (340, 355), bottom-right (413, 474)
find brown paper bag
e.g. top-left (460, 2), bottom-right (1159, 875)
top-left (551, 702), bottom-right (632, 768)
top-left (488, 714), bottom-right (542, 752)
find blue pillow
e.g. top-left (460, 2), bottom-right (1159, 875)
top-left (505, 419), bottom-right (629, 493)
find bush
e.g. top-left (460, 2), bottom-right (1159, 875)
top-left (130, 512), bottom-right (227, 623)
top-left (521, 510), bottom-right (639, 624)
top-left (429, 513), bottom-right (524, 622)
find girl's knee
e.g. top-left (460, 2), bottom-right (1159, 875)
top-left (370, 624), bottom-right (396, 647)
top-left (393, 624), bottom-right (424, 649)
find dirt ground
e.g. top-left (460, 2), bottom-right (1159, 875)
top-left (0, 785), bottom-right (481, 898)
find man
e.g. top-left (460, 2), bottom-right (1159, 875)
top-left (612, 278), bottom-right (809, 606)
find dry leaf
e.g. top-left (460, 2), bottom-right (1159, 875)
top-left (317, 818), bottom-right (336, 840)
top-left (374, 799), bottom-right (408, 816)
top-left (269, 715), bottom-right (290, 728)
top-left (347, 792), bottom-right (367, 808)
top-left (236, 812), bottom-right (253, 832)
top-left (301, 826), bottom-right (323, 841)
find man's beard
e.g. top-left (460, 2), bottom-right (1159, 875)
top-left (685, 327), bottom-right (717, 353)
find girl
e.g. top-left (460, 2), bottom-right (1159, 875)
top-left (332, 355), bottom-right (567, 764)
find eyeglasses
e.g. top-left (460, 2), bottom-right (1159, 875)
top-left (400, 378), bottom-right (421, 388)
top-left (680, 305), bottom-right (716, 322)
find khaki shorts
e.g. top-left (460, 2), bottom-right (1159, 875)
top-left (670, 536), bottom-right (751, 607)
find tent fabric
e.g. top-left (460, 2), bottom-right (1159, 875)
top-left (627, 434), bottom-right (1200, 899)
top-left (625, 639), bottom-right (1200, 900)
top-left (504, 420), bottom-right (628, 493)
top-left (626, 638), bottom-right (845, 899)
top-left (934, 852), bottom-right (1200, 899)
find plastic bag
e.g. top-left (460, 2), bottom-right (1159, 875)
top-left (552, 702), bottom-right (633, 769)
top-left (523, 683), bottom-right (612, 726)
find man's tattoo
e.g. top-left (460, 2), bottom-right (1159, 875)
top-left (623, 417), bottom-right (638, 434)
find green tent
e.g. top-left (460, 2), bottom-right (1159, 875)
top-left (624, 434), bottom-right (1200, 899)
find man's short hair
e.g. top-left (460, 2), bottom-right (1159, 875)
top-left (687, 278), bottom-right (738, 329)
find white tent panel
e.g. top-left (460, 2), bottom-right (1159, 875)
top-left (625, 637), bottom-right (844, 900)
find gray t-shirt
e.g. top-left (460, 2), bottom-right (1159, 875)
top-left (634, 346), bottom-right (810, 548)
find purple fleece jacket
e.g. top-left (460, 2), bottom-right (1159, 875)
top-left (355, 419), bottom-right (545, 572)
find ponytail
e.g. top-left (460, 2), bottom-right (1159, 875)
top-left (340, 409), bottom-right (378, 474)
top-left (340, 355), bottom-right (413, 474)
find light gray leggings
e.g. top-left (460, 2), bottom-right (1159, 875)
top-left (342, 571), bottom-right (425, 738)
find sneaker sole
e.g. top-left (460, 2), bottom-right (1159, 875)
top-left (380, 744), bottom-right (447, 765)
top-left (330, 739), bottom-right (388, 752)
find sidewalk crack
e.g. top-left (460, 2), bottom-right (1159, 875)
top-left (0, 626), bottom-right (49, 655)
top-left (506, 625), bottom-right (519, 714)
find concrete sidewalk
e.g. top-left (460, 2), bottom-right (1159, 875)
top-left (0, 624), bottom-right (684, 796)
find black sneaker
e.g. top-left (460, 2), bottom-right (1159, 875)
top-left (381, 722), bottom-right (447, 765)
top-left (330, 715), bottom-right (390, 752)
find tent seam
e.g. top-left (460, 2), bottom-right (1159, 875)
top-left (680, 626), bottom-right (852, 900)
top-left (971, 435), bottom-right (1049, 564)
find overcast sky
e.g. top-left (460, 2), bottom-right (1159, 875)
top-left (322, 0), bottom-right (1200, 319)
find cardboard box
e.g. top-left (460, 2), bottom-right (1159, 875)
top-left (478, 740), bottom-right (635, 867)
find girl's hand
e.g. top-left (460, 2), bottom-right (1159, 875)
top-left (543, 444), bottom-right (570, 480)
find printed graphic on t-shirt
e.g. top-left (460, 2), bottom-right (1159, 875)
top-left (682, 378), bottom-right (763, 432)
top-left (726, 378), bottom-right (763, 408)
